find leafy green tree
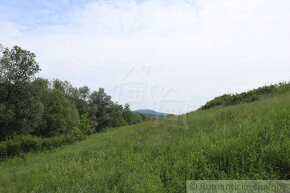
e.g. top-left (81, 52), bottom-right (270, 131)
top-left (75, 86), bottom-right (91, 116)
top-left (0, 46), bottom-right (40, 102)
top-left (73, 113), bottom-right (94, 135)
top-left (0, 45), bottom-right (42, 139)
top-left (122, 104), bottom-right (144, 125)
top-left (89, 88), bottom-right (115, 131)
top-left (110, 104), bottom-right (127, 127)
top-left (52, 79), bottom-right (78, 99)
top-left (52, 80), bottom-right (91, 116)
top-left (79, 86), bottom-right (90, 100)
top-left (88, 88), bottom-right (131, 131)
top-left (36, 88), bottom-right (79, 137)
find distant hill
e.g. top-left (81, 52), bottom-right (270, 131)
top-left (134, 109), bottom-right (172, 117)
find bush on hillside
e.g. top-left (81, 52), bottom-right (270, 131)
top-left (6, 140), bottom-right (22, 157)
top-left (0, 142), bottom-right (7, 158)
top-left (17, 135), bottom-right (42, 152)
top-left (200, 82), bottom-right (289, 110)
top-left (0, 134), bottom-right (86, 159)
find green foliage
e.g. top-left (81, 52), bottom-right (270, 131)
top-left (123, 111), bottom-right (143, 124)
top-left (74, 113), bottom-right (94, 135)
top-left (0, 46), bottom-right (43, 139)
top-left (0, 45), bottom-right (147, 140)
top-left (123, 104), bottom-right (148, 124)
top-left (0, 90), bottom-right (289, 192)
top-left (88, 89), bottom-right (145, 131)
top-left (89, 88), bottom-right (115, 131)
top-left (0, 45), bottom-right (40, 87)
top-left (5, 140), bottom-right (21, 157)
top-left (35, 88), bottom-right (79, 137)
top-left (17, 135), bottom-right (42, 152)
top-left (40, 134), bottom-right (86, 151)
top-left (1, 44), bottom-right (288, 191)
top-left (0, 134), bottom-right (86, 159)
top-left (0, 142), bottom-right (7, 158)
top-left (111, 113), bottom-right (127, 128)
top-left (200, 82), bottom-right (289, 110)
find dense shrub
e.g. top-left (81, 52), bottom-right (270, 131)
top-left (41, 138), bottom-right (54, 151)
top-left (0, 134), bottom-right (86, 159)
top-left (17, 135), bottom-right (42, 152)
top-left (0, 142), bottom-right (7, 158)
top-left (74, 113), bottom-right (95, 135)
top-left (6, 140), bottom-right (22, 157)
top-left (200, 82), bottom-right (289, 110)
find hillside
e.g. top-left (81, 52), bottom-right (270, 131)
top-left (200, 82), bottom-right (289, 110)
top-left (0, 85), bottom-right (289, 192)
top-left (135, 109), bottom-right (171, 117)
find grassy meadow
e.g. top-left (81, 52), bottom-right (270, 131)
top-left (0, 91), bottom-right (289, 192)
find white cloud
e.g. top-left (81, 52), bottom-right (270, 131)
top-left (0, 0), bottom-right (289, 114)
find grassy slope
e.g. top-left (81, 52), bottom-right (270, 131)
top-left (200, 82), bottom-right (289, 110)
top-left (0, 92), bottom-right (289, 192)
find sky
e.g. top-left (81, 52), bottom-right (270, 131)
top-left (0, 0), bottom-right (289, 114)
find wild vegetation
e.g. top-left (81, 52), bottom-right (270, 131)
top-left (200, 82), bottom-right (289, 110)
top-left (0, 79), bottom-right (289, 192)
top-left (0, 45), bottom-right (149, 157)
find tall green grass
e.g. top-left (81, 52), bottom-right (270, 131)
top-left (0, 92), bottom-right (289, 192)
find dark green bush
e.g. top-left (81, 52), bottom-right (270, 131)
top-left (41, 135), bottom-right (73, 151)
top-left (6, 140), bottom-right (22, 157)
top-left (200, 82), bottom-right (289, 110)
top-left (0, 142), bottom-right (7, 158)
top-left (18, 135), bottom-right (42, 152)
top-left (52, 135), bottom-right (64, 147)
top-left (41, 138), bottom-right (55, 151)
top-left (0, 133), bottom-right (86, 159)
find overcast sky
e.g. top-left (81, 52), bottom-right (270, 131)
top-left (0, 0), bottom-right (289, 114)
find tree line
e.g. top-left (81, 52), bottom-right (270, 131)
top-left (0, 44), bottom-right (148, 141)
